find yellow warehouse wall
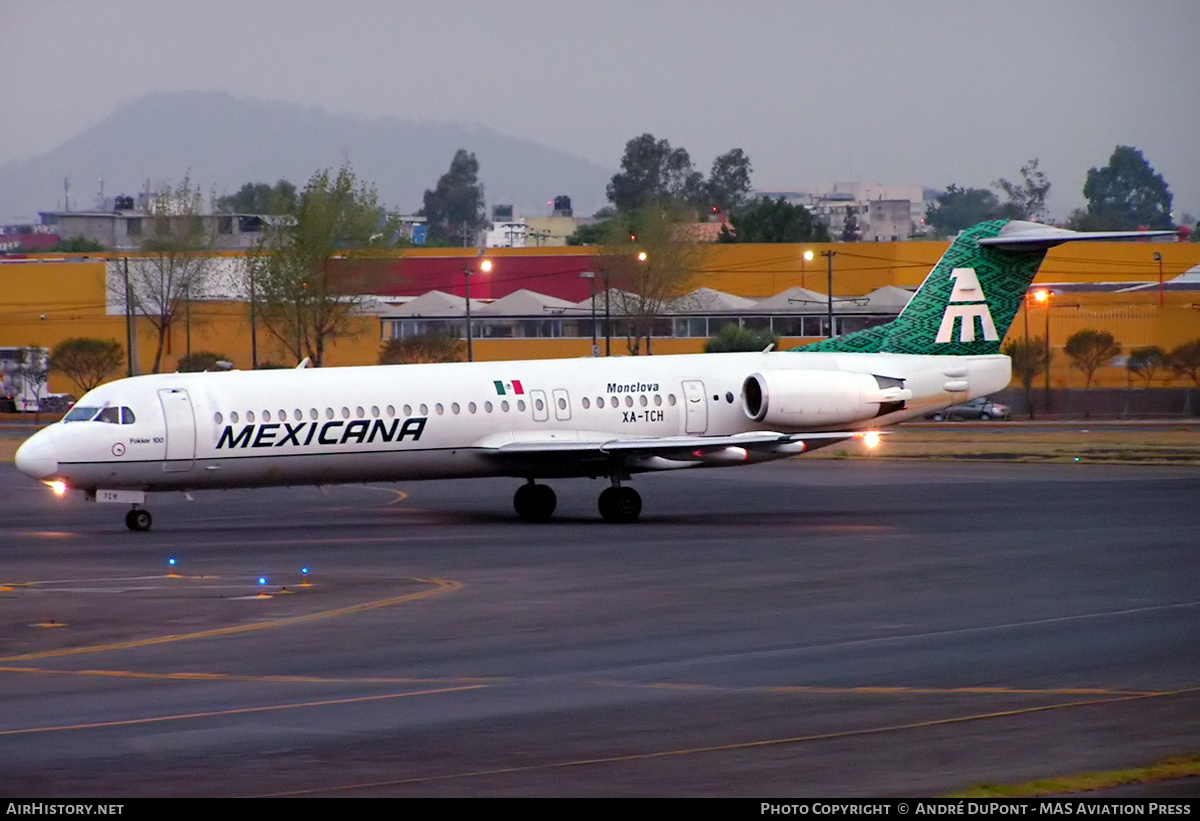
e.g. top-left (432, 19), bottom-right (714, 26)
top-left (3, 239), bottom-right (1200, 396)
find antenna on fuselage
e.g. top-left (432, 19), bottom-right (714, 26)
top-left (296, 357), bottom-right (311, 370)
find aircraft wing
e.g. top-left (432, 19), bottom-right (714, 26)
top-left (474, 430), bottom-right (860, 475)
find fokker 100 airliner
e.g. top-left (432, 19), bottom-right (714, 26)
top-left (15, 220), bottom-right (1171, 529)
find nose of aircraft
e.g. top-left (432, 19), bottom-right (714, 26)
top-left (15, 432), bottom-right (58, 480)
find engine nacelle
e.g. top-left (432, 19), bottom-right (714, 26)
top-left (742, 370), bottom-right (911, 427)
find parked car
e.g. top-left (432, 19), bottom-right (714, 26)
top-left (39, 393), bottom-right (76, 413)
top-left (926, 397), bottom-right (1011, 421)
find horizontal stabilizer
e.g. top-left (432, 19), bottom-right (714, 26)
top-left (976, 221), bottom-right (1174, 251)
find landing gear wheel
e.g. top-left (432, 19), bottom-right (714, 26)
top-left (513, 482), bottom-right (556, 521)
top-left (125, 508), bottom-right (152, 532)
top-left (598, 486), bottom-right (641, 523)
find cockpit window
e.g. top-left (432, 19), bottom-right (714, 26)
top-left (63, 405), bottom-right (136, 424)
top-left (64, 406), bottom-right (101, 422)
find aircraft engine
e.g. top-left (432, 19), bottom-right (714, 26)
top-left (742, 370), bottom-right (911, 427)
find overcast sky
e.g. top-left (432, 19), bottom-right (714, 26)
top-left (3, 0), bottom-right (1198, 220)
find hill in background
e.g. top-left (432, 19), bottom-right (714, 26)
top-left (0, 90), bottom-right (614, 223)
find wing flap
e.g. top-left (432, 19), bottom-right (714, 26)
top-left (477, 430), bottom-right (860, 462)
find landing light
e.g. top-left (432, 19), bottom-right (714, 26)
top-left (860, 431), bottom-right (881, 449)
top-left (46, 480), bottom-right (67, 497)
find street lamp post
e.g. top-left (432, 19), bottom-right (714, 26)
top-left (1035, 288), bottom-right (1053, 413)
top-left (580, 271), bottom-right (598, 356)
top-left (603, 267), bottom-right (611, 357)
top-left (249, 271), bottom-right (258, 369)
top-left (801, 249), bottom-right (814, 290)
top-left (185, 284), bottom-right (192, 361)
top-left (464, 253), bottom-right (492, 362)
top-left (821, 250), bottom-right (836, 338)
top-left (1153, 251), bottom-right (1164, 308)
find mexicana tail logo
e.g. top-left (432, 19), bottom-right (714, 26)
top-left (935, 268), bottom-right (998, 344)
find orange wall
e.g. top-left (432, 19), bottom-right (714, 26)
top-left (4, 240), bottom-right (1200, 395)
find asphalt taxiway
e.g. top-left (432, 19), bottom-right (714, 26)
top-left (1, 459), bottom-right (1198, 796)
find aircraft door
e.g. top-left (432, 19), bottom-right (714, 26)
top-left (552, 388), bottom-right (572, 421)
top-left (158, 388), bottom-right (196, 472)
top-left (681, 379), bottom-right (707, 434)
top-left (529, 389), bottom-right (550, 422)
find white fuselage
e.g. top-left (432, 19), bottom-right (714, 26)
top-left (16, 351), bottom-right (1009, 494)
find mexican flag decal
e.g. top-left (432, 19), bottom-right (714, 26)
top-left (494, 379), bottom-right (525, 396)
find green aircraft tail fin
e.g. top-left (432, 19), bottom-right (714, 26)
top-left (798, 219), bottom-right (1175, 356)
top-left (800, 220), bottom-right (1047, 355)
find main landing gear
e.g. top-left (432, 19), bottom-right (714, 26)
top-left (598, 485), bottom-right (641, 523)
top-left (125, 507), bottom-right (153, 532)
top-left (513, 481), bottom-right (557, 521)
top-left (512, 479), bottom-right (643, 523)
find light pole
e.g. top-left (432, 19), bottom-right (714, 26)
top-left (636, 251), bottom-right (648, 355)
top-left (122, 257), bottom-right (134, 377)
top-left (185, 283), bottom-right (191, 362)
top-left (464, 252), bottom-right (492, 362)
top-left (580, 271), bottom-right (598, 355)
top-left (1035, 288), bottom-right (1053, 413)
top-left (801, 249), bottom-right (814, 290)
top-left (821, 250), bottom-right (836, 338)
top-left (249, 269), bottom-right (258, 369)
top-left (603, 267), bottom-right (612, 357)
top-left (1153, 251), bottom-right (1164, 308)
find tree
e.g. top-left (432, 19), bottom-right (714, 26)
top-left (15, 347), bottom-right (49, 412)
top-left (420, 149), bottom-right (486, 245)
top-left (993, 159), bottom-right (1051, 221)
top-left (1002, 336), bottom-right (1049, 419)
top-left (248, 165), bottom-right (400, 367)
top-left (720, 197), bottom-right (831, 243)
top-left (177, 351), bottom-right (232, 372)
top-left (115, 177), bottom-right (218, 373)
top-left (704, 323), bottom-right (777, 353)
top-left (705, 148), bottom-right (754, 213)
top-left (598, 204), bottom-right (700, 355)
top-left (567, 219), bottom-right (612, 245)
top-left (1075, 146), bottom-right (1173, 230)
top-left (50, 338), bottom-right (124, 393)
top-left (1126, 345), bottom-right (1169, 388)
top-left (1169, 339), bottom-right (1200, 415)
top-left (216, 180), bottom-right (298, 214)
top-left (48, 236), bottom-right (107, 252)
top-left (1065, 329), bottom-right (1120, 417)
top-left (1169, 340), bottom-right (1200, 385)
top-left (378, 331), bottom-right (464, 364)
top-left (925, 185), bottom-right (1001, 234)
top-left (607, 134), bottom-right (704, 212)
top-left (841, 206), bottom-right (861, 242)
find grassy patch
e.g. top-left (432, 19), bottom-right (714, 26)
top-left (949, 753), bottom-right (1200, 797)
